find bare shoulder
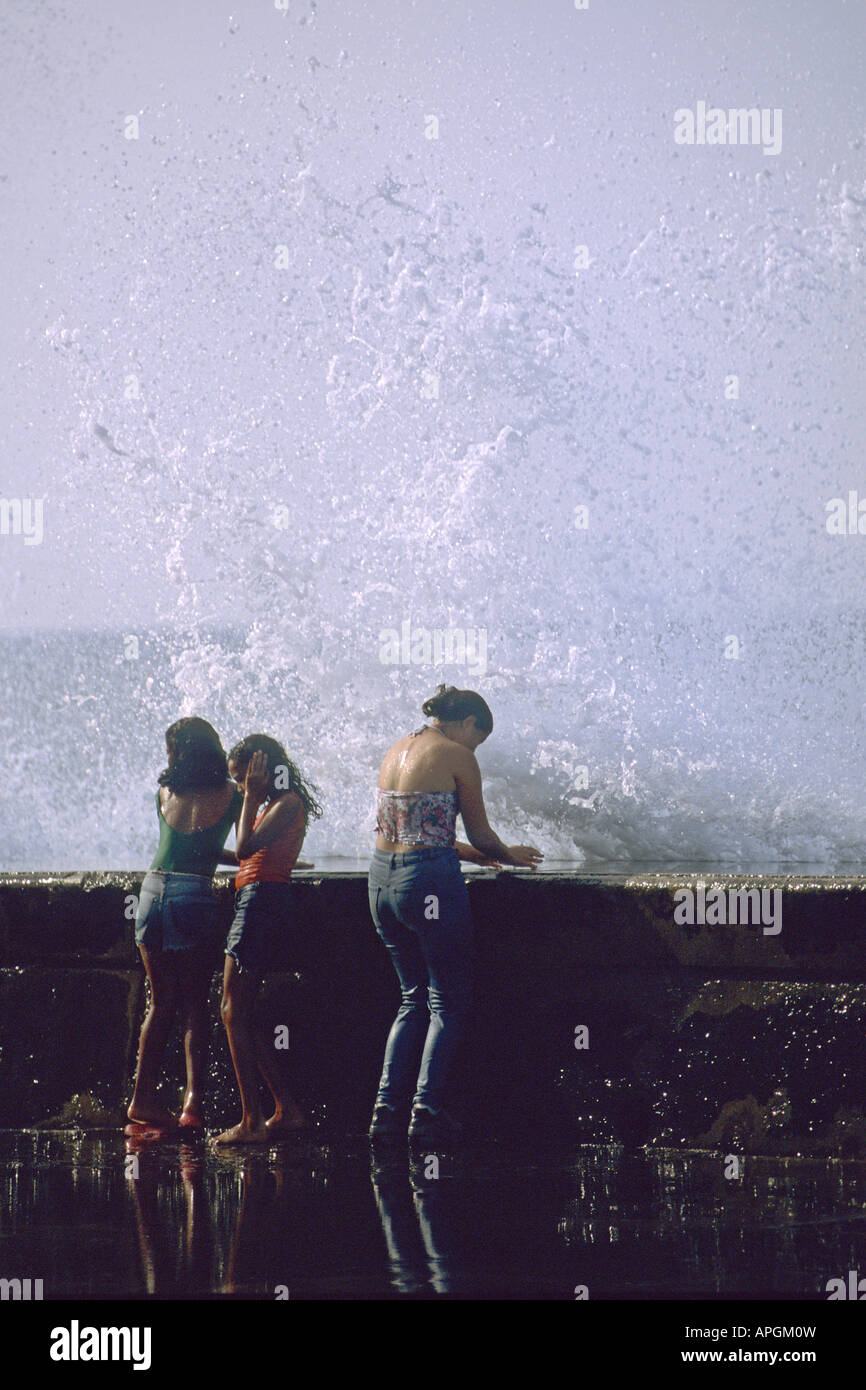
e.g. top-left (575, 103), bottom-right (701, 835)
top-left (378, 735), bottom-right (412, 779)
top-left (448, 742), bottom-right (480, 777)
top-left (209, 780), bottom-right (237, 808)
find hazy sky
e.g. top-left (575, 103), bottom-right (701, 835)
top-left (1, 0), bottom-right (864, 630)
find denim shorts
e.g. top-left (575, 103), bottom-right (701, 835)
top-left (134, 870), bottom-right (220, 952)
top-left (225, 881), bottom-right (292, 976)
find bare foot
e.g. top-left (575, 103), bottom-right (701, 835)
top-left (127, 1103), bottom-right (176, 1128)
top-left (265, 1111), bottom-right (307, 1137)
top-left (178, 1109), bottom-right (204, 1131)
top-left (211, 1118), bottom-right (271, 1145)
top-left (181, 1091), bottom-right (204, 1123)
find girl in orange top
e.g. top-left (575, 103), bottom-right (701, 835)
top-left (213, 734), bottom-right (322, 1144)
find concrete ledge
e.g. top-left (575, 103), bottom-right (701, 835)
top-left (2, 870), bottom-right (866, 977)
top-left (1, 871), bottom-right (865, 1151)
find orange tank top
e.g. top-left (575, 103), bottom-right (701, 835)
top-left (235, 795), bottom-right (306, 889)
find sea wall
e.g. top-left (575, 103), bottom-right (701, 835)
top-left (1, 871), bottom-right (866, 1153)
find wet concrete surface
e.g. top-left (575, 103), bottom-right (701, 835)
top-left (4, 871), bottom-right (866, 1150)
top-left (2, 1130), bottom-right (864, 1300)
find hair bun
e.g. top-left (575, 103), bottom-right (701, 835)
top-left (420, 684), bottom-right (493, 734)
top-left (421, 683), bottom-right (456, 719)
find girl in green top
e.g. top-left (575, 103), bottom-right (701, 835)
top-left (127, 717), bottom-right (242, 1135)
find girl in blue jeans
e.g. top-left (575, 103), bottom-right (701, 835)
top-left (369, 684), bottom-right (543, 1146)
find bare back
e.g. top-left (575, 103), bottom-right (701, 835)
top-left (377, 726), bottom-right (459, 795)
top-left (376, 725), bottom-right (497, 853)
top-left (158, 780), bottom-right (237, 834)
top-left (375, 717), bottom-right (543, 870)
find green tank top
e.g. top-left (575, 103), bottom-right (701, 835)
top-left (149, 785), bottom-right (243, 876)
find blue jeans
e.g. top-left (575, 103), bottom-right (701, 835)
top-left (368, 847), bottom-right (474, 1113)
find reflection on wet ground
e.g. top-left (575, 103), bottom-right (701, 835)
top-left (1, 1131), bottom-right (864, 1299)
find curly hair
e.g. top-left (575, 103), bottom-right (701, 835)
top-left (228, 733), bottom-right (323, 826)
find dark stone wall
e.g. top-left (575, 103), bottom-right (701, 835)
top-left (1, 871), bottom-right (865, 1152)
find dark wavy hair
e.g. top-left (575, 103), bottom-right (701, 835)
top-left (158, 717), bottom-right (229, 794)
top-left (228, 733), bottom-right (323, 826)
top-left (422, 684), bottom-right (493, 735)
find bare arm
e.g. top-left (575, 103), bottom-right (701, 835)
top-left (452, 747), bottom-right (543, 869)
top-left (221, 846), bottom-right (312, 868)
top-left (455, 840), bottom-right (501, 866)
top-left (236, 793), bottom-right (299, 860)
top-left (233, 749), bottom-right (302, 860)
top-left (453, 750), bottom-right (516, 862)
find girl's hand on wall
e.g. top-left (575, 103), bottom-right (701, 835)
top-left (506, 845), bottom-right (544, 870)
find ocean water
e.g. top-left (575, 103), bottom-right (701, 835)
top-left (2, 613), bottom-right (865, 871)
top-left (1, 1), bottom-right (865, 869)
